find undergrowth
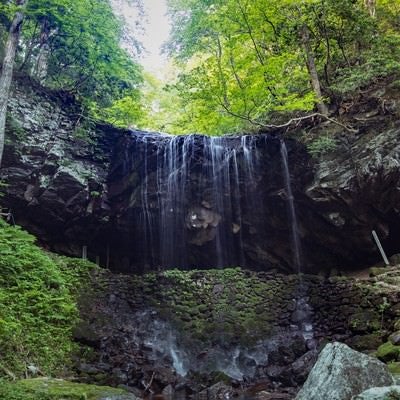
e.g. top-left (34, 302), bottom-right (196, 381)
top-left (0, 219), bottom-right (95, 379)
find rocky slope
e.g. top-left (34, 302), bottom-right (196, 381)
top-left (1, 76), bottom-right (400, 273)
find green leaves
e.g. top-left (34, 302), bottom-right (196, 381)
top-left (0, 0), bottom-right (144, 123)
top-left (141, 0), bottom-right (400, 135)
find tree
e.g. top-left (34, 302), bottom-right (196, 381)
top-left (0, 0), bottom-right (27, 167)
top-left (161, 0), bottom-right (399, 135)
top-left (0, 0), bottom-right (144, 160)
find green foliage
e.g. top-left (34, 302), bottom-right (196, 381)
top-left (0, 378), bottom-right (134, 400)
top-left (307, 136), bottom-right (337, 156)
top-left (0, 220), bottom-right (95, 378)
top-left (136, 0), bottom-right (400, 135)
top-left (1, 0), bottom-right (144, 125)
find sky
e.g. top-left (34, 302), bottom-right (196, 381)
top-left (110, 0), bottom-right (172, 77)
top-left (140, 0), bottom-right (172, 73)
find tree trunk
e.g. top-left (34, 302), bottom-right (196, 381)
top-left (33, 18), bottom-right (51, 82)
top-left (300, 25), bottom-right (329, 116)
top-left (364, 0), bottom-right (376, 18)
top-left (0, 0), bottom-right (27, 168)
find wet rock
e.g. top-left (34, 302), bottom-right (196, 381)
top-left (197, 381), bottom-right (234, 400)
top-left (291, 349), bottom-right (318, 384)
top-left (295, 342), bottom-right (394, 400)
top-left (252, 392), bottom-right (293, 400)
top-left (161, 384), bottom-right (174, 400)
top-left (349, 334), bottom-right (383, 351)
top-left (73, 321), bottom-right (102, 348)
top-left (389, 332), bottom-right (400, 346)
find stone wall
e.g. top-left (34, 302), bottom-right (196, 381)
top-left (73, 267), bottom-right (400, 397)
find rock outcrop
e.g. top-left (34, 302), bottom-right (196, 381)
top-left (1, 77), bottom-right (400, 272)
top-left (295, 342), bottom-right (395, 400)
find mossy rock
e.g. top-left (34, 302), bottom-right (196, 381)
top-left (350, 333), bottom-right (383, 351)
top-left (369, 267), bottom-right (389, 277)
top-left (348, 310), bottom-right (381, 333)
top-left (388, 362), bottom-right (400, 375)
top-left (0, 378), bottom-right (140, 400)
top-left (376, 342), bottom-right (400, 362)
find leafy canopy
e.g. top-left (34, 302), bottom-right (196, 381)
top-left (0, 0), bottom-right (144, 120)
top-left (136, 0), bottom-right (400, 135)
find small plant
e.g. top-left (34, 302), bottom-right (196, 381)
top-left (90, 191), bottom-right (101, 198)
top-left (307, 135), bottom-right (337, 157)
top-left (379, 297), bottom-right (390, 331)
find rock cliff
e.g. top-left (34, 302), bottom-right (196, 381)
top-left (1, 77), bottom-right (400, 273)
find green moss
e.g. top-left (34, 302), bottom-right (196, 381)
top-left (376, 341), bottom-right (400, 362)
top-left (0, 378), bottom-right (136, 400)
top-left (131, 267), bottom-right (294, 346)
top-left (0, 220), bottom-right (96, 378)
top-left (388, 362), bottom-right (400, 375)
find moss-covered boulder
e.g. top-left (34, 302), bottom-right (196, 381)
top-left (349, 333), bottom-right (383, 351)
top-left (376, 342), bottom-right (400, 362)
top-left (0, 378), bottom-right (140, 400)
top-left (348, 310), bottom-right (381, 333)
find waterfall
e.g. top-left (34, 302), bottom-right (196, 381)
top-left (280, 141), bottom-right (315, 345)
top-left (131, 132), bottom-right (302, 270)
top-left (134, 133), bottom-right (265, 269)
top-left (280, 140), bottom-right (302, 272)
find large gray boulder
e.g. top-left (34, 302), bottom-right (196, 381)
top-left (295, 342), bottom-right (395, 400)
top-left (352, 386), bottom-right (400, 399)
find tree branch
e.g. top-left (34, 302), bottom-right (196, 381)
top-left (260, 112), bottom-right (358, 133)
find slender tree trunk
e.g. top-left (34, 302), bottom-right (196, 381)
top-left (33, 18), bottom-right (51, 82)
top-left (300, 25), bottom-right (329, 116)
top-left (0, 0), bottom-right (27, 168)
top-left (364, 0), bottom-right (376, 18)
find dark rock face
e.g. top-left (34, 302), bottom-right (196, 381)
top-left (1, 79), bottom-right (122, 260)
top-left (2, 78), bottom-right (400, 272)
